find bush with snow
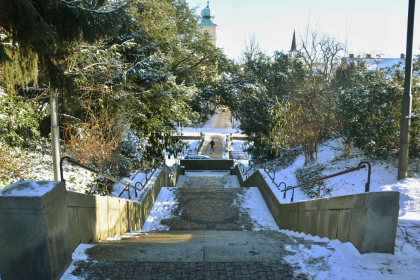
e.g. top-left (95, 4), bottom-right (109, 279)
top-left (294, 162), bottom-right (330, 198)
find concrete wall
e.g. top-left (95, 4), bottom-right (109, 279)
top-left (0, 181), bottom-right (72, 280)
top-left (173, 136), bottom-right (201, 140)
top-left (231, 165), bottom-right (399, 254)
top-left (0, 166), bottom-right (183, 279)
top-left (230, 166), bottom-right (244, 187)
top-left (180, 159), bottom-right (234, 170)
top-left (67, 165), bottom-right (183, 251)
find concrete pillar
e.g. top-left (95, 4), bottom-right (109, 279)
top-left (0, 181), bottom-right (72, 280)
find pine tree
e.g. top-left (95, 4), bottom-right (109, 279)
top-left (0, 0), bottom-right (129, 92)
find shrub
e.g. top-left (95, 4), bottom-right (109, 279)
top-left (0, 91), bottom-right (40, 147)
top-left (0, 143), bottom-right (28, 189)
top-left (63, 105), bottom-right (131, 194)
top-left (337, 61), bottom-right (420, 156)
top-left (294, 162), bottom-right (331, 198)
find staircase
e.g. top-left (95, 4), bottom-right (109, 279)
top-left (68, 172), bottom-right (335, 279)
top-left (85, 230), bottom-right (314, 262)
top-left (72, 172), bottom-right (333, 280)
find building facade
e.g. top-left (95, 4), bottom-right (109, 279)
top-left (200, 1), bottom-right (217, 47)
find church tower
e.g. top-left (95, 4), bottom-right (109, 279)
top-left (200, 1), bottom-right (217, 47)
top-left (289, 30), bottom-right (298, 58)
top-left (290, 30), bottom-right (297, 52)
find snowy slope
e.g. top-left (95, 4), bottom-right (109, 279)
top-left (250, 139), bottom-right (420, 279)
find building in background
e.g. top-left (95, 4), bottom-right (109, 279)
top-left (341, 54), bottom-right (406, 70)
top-left (200, 1), bottom-right (217, 47)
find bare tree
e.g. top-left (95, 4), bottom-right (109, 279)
top-left (286, 27), bottom-right (347, 162)
top-left (240, 33), bottom-right (263, 63)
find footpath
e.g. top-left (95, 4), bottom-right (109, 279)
top-left (201, 134), bottom-right (225, 159)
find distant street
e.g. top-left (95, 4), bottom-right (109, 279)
top-left (202, 109), bottom-right (232, 130)
top-left (212, 110), bottom-right (232, 129)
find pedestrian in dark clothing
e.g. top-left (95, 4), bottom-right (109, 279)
top-left (210, 139), bottom-right (215, 153)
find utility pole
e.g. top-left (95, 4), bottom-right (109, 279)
top-left (50, 89), bottom-right (61, 181)
top-left (398, 0), bottom-right (416, 180)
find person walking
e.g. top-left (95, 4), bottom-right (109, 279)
top-left (210, 139), bottom-right (215, 154)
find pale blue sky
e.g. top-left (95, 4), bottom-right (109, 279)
top-left (187, 0), bottom-right (419, 61)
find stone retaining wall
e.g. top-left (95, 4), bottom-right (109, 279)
top-left (230, 165), bottom-right (399, 254)
top-left (67, 165), bottom-right (183, 251)
top-left (0, 165), bottom-right (183, 279)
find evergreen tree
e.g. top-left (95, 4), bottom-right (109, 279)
top-left (0, 0), bottom-right (129, 93)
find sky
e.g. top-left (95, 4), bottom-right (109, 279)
top-left (187, 0), bottom-right (420, 61)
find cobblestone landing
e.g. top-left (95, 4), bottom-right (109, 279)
top-left (71, 260), bottom-right (309, 280)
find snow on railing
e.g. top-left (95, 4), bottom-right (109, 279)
top-left (275, 162), bottom-right (372, 202)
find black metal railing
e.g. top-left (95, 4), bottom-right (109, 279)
top-left (118, 168), bottom-right (157, 199)
top-left (262, 166), bottom-right (288, 197)
top-left (280, 161), bottom-right (371, 202)
top-left (60, 156), bottom-right (141, 197)
top-left (242, 161), bottom-right (259, 179)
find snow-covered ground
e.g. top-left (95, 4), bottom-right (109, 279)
top-left (236, 139), bottom-right (420, 279)
top-left (231, 140), bottom-right (246, 151)
top-left (136, 187), bottom-right (178, 232)
top-left (60, 244), bottom-right (96, 280)
top-left (258, 139), bottom-right (420, 222)
top-left (238, 187), bottom-right (280, 231)
top-left (281, 222), bottom-right (420, 279)
top-left (0, 146), bottom-right (95, 192)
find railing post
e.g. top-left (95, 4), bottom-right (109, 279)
top-left (291, 188), bottom-right (294, 202)
top-left (359, 161), bottom-right (371, 192)
top-left (316, 178), bottom-right (322, 199)
top-left (59, 156), bottom-right (69, 185)
top-left (278, 182), bottom-right (286, 198)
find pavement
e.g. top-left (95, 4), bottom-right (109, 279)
top-left (71, 230), bottom-right (327, 279)
top-left (71, 260), bottom-right (307, 280)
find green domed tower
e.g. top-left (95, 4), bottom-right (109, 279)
top-left (200, 1), bottom-right (217, 47)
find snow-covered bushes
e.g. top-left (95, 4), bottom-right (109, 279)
top-left (338, 63), bottom-right (402, 156)
top-left (338, 60), bottom-right (420, 157)
top-left (294, 162), bottom-right (331, 198)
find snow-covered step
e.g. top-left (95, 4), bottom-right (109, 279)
top-left (176, 174), bottom-right (241, 188)
top-left (87, 230), bottom-right (329, 262)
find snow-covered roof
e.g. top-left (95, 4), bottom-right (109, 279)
top-left (344, 57), bottom-right (406, 71)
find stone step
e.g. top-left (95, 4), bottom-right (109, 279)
top-left (176, 174), bottom-right (241, 189)
top-left (102, 230), bottom-right (296, 244)
top-left (86, 230), bottom-right (323, 262)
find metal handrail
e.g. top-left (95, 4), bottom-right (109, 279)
top-left (60, 156), bottom-right (140, 196)
top-left (281, 162), bottom-right (371, 202)
top-left (262, 167), bottom-right (290, 198)
top-left (243, 161), bottom-right (258, 179)
top-left (119, 167), bottom-right (159, 199)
